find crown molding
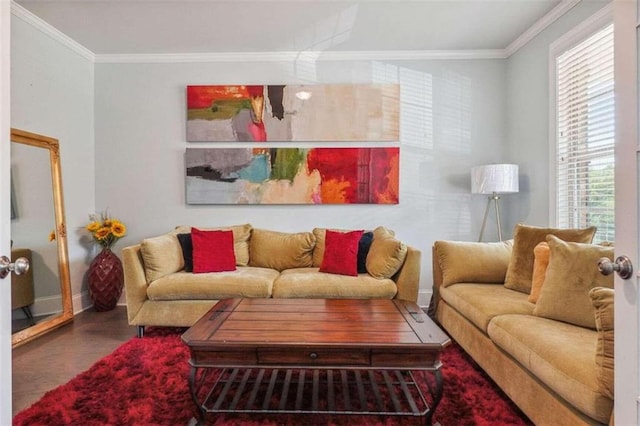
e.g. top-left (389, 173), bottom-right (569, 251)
top-left (10, 2), bottom-right (95, 62)
top-left (95, 49), bottom-right (508, 64)
top-left (504, 0), bottom-right (582, 57)
top-left (11, 0), bottom-right (583, 64)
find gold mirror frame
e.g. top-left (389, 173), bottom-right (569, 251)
top-left (11, 128), bottom-right (73, 347)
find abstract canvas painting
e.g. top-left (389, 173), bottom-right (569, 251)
top-left (186, 84), bottom-right (400, 142)
top-left (185, 147), bottom-right (399, 204)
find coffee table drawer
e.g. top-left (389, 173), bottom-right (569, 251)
top-left (258, 349), bottom-right (370, 366)
top-left (192, 350), bottom-right (258, 365)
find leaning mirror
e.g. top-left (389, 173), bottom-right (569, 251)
top-left (10, 128), bottom-right (73, 348)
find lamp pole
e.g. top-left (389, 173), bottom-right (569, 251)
top-left (472, 163), bottom-right (518, 242)
top-left (478, 192), bottom-right (503, 242)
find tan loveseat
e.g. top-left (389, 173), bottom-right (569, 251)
top-left (123, 224), bottom-right (420, 337)
top-left (430, 224), bottom-right (614, 426)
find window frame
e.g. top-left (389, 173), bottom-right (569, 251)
top-left (548, 4), bottom-right (614, 234)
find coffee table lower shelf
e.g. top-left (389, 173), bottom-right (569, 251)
top-left (188, 366), bottom-right (442, 425)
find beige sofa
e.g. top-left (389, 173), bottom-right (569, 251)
top-left (123, 224), bottom-right (421, 337)
top-left (429, 225), bottom-right (614, 426)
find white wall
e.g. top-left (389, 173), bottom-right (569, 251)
top-left (11, 14), bottom-right (95, 312)
top-left (506, 0), bottom-right (610, 227)
top-left (95, 58), bottom-right (508, 305)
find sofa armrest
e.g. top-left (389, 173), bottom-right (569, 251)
top-left (428, 240), bottom-right (513, 318)
top-left (122, 244), bottom-right (149, 324)
top-left (590, 287), bottom-right (614, 400)
top-left (393, 246), bottom-right (420, 303)
top-left (434, 240), bottom-right (512, 287)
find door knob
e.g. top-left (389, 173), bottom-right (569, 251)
top-left (0, 255), bottom-right (30, 279)
top-left (598, 256), bottom-right (633, 280)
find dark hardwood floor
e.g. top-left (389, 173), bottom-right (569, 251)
top-left (12, 306), bottom-right (136, 416)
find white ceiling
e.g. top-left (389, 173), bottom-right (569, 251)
top-left (15, 0), bottom-right (565, 55)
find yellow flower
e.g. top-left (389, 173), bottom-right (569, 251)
top-left (95, 227), bottom-right (111, 240)
top-left (86, 221), bottom-right (101, 232)
top-left (49, 230), bottom-right (56, 242)
top-left (85, 212), bottom-right (127, 249)
top-left (111, 222), bottom-right (127, 238)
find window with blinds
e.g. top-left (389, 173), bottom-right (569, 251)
top-left (555, 23), bottom-right (614, 243)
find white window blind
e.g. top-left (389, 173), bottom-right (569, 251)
top-left (556, 23), bottom-right (614, 243)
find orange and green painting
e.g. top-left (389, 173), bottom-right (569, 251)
top-left (185, 147), bottom-right (399, 204)
top-left (186, 84), bottom-right (400, 142)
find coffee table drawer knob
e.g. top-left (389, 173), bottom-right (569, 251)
top-left (309, 352), bottom-right (318, 359)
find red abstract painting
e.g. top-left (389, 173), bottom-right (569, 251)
top-left (185, 147), bottom-right (399, 204)
top-left (306, 148), bottom-right (399, 204)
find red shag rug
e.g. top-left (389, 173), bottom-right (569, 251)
top-left (14, 328), bottom-right (532, 426)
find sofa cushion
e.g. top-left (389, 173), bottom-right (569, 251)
top-left (249, 229), bottom-right (315, 271)
top-left (366, 226), bottom-right (407, 279)
top-left (527, 242), bottom-right (549, 303)
top-left (140, 231), bottom-right (184, 283)
top-left (533, 235), bottom-right (614, 329)
top-left (175, 224), bottom-right (252, 266)
top-left (504, 224), bottom-right (596, 294)
top-left (319, 229), bottom-right (364, 276)
top-left (589, 287), bottom-right (614, 400)
top-left (273, 268), bottom-right (397, 299)
top-left (439, 283), bottom-right (534, 332)
top-left (487, 314), bottom-right (612, 424)
top-left (191, 228), bottom-right (236, 273)
top-left (434, 240), bottom-right (513, 287)
top-left (146, 266), bottom-right (277, 300)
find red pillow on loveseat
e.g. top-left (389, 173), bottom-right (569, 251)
top-left (191, 228), bottom-right (236, 273)
top-left (320, 229), bottom-right (364, 276)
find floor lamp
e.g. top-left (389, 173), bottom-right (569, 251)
top-left (471, 164), bottom-right (519, 242)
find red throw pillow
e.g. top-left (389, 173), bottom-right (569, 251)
top-left (191, 228), bottom-right (236, 273)
top-left (320, 229), bottom-right (364, 276)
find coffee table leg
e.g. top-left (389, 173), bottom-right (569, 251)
top-left (425, 368), bottom-right (444, 426)
top-left (188, 366), bottom-right (206, 426)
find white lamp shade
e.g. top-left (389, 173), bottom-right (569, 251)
top-left (471, 164), bottom-right (519, 194)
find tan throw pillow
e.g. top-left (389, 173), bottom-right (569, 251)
top-left (175, 224), bottom-right (252, 266)
top-left (434, 240), bottom-right (513, 287)
top-left (312, 227), bottom-right (394, 267)
top-left (533, 235), bottom-right (613, 329)
top-left (366, 226), bottom-right (407, 279)
top-left (504, 224), bottom-right (596, 294)
top-left (528, 242), bottom-right (550, 303)
top-left (589, 287), bottom-right (614, 399)
top-left (140, 231), bottom-right (184, 282)
top-left (249, 229), bottom-right (315, 271)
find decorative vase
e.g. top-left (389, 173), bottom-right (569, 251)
top-left (88, 248), bottom-right (124, 312)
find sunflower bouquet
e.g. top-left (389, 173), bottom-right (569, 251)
top-left (85, 212), bottom-right (127, 249)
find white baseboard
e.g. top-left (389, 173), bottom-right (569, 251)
top-left (12, 291), bottom-right (93, 319)
top-left (22, 294), bottom-right (62, 317)
top-left (73, 291), bottom-right (93, 313)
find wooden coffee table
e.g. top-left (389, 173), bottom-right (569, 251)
top-left (182, 298), bottom-right (450, 425)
